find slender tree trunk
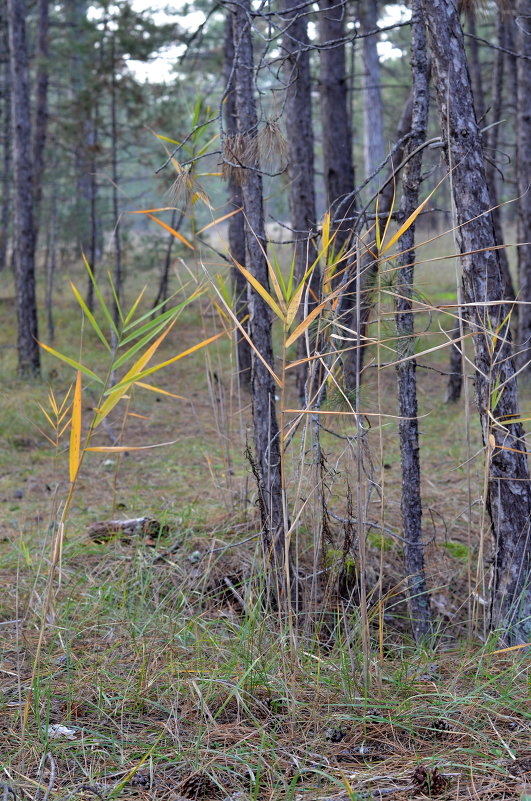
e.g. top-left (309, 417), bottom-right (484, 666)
top-left (465, 6), bottom-right (485, 122)
top-left (32, 0), bottom-right (49, 244)
top-left (224, 13), bottom-right (251, 388)
top-left (395, 0), bottom-right (432, 643)
top-left (359, 0), bottom-right (385, 196)
top-left (280, 0), bottom-right (320, 401)
top-left (87, 98), bottom-right (99, 311)
top-left (0, 32), bottom-right (11, 273)
top-left (8, 0), bottom-right (40, 377)
top-left (45, 167), bottom-right (57, 341)
top-left (318, 0), bottom-right (355, 248)
top-left (421, 0), bottom-right (531, 644)
top-left (110, 36), bottom-right (122, 323)
top-left (485, 12), bottom-right (515, 309)
top-left (515, 0), bottom-right (531, 372)
top-left (153, 207), bottom-right (184, 309)
top-left (231, 0), bottom-right (285, 587)
top-left (445, 324), bottom-right (463, 403)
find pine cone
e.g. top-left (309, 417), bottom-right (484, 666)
top-left (179, 773), bottom-right (221, 800)
top-left (411, 765), bottom-right (448, 796)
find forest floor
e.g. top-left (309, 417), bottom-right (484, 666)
top-left (0, 234), bottom-right (530, 801)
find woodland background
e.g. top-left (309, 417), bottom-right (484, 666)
top-left (0, 1), bottom-right (530, 800)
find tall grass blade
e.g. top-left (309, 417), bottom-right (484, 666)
top-left (69, 371), bottom-right (82, 482)
top-left (70, 281), bottom-right (111, 352)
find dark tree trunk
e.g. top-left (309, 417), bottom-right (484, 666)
top-left (110, 36), bottom-right (122, 323)
top-left (224, 13), bottom-right (251, 388)
top-left (45, 167), bottom-right (57, 341)
top-left (153, 207), bottom-right (184, 309)
top-left (359, 0), bottom-right (385, 196)
top-left (318, 0), bottom-right (355, 247)
top-left (395, 0), bottom-right (432, 643)
top-left (465, 6), bottom-right (485, 122)
top-left (515, 0), bottom-right (531, 372)
top-left (32, 0), bottom-right (49, 243)
top-left (231, 0), bottom-right (285, 586)
top-left (280, 0), bottom-right (320, 400)
top-left (445, 324), bottom-right (463, 403)
top-left (0, 27), bottom-right (11, 273)
top-left (87, 99), bottom-right (99, 311)
top-left (8, 0), bottom-right (40, 377)
top-left (421, 0), bottom-right (531, 644)
top-left (485, 11), bottom-right (515, 309)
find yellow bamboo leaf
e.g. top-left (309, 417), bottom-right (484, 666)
top-left (94, 317), bottom-right (178, 427)
top-left (69, 371), bottom-right (82, 482)
top-left (232, 259), bottom-right (284, 320)
top-left (37, 403), bottom-right (56, 430)
top-left (139, 212), bottom-right (194, 249)
top-left (86, 438), bottom-right (180, 452)
top-left (285, 283), bottom-right (343, 349)
top-left (380, 178), bottom-right (443, 255)
top-left (128, 413), bottom-right (150, 419)
top-left (136, 381), bottom-right (186, 400)
top-left (196, 208), bottom-right (241, 235)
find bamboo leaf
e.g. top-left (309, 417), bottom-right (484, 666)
top-left (108, 332), bottom-right (225, 393)
top-left (82, 253), bottom-right (119, 337)
top-left (107, 271), bottom-right (124, 324)
top-left (69, 371), bottom-right (82, 483)
top-left (136, 381), bottom-right (186, 400)
top-left (196, 208), bottom-right (241, 235)
top-left (94, 317), bottom-right (179, 427)
top-left (143, 212), bottom-right (194, 249)
top-left (39, 342), bottom-right (103, 383)
top-left (113, 315), bottom-right (176, 369)
top-left (232, 259), bottom-right (285, 320)
top-left (285, 283), bottom-right (343, 349)
top-left (70, 282), bottom-right (111, 352)
top-left (86, 438), bottom-right (180, 453)
top-left (375, 195), bottom-right (381, 252)
top-left (380, 178), bottom-right (443, 255)
top-left (124, 286), bottom-right (147, 326)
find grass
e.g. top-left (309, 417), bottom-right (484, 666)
top-left (0, 233), bottom-right (529, 800)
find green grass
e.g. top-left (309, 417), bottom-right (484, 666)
top-left (0, 243), bottom-right (529, 800)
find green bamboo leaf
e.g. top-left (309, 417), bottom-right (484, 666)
top-left (107, 271), bottom-right (124, 323)
top-left (113, 317), bottom-right (174, 371)
top-left (119, 305), bottom-right (180, 347)
top-left (70, 281), bottom-right (111, 352)
top-left (82, 253), bottom-right (119, 337)
top-left (38, 341), bottom-right (103, 383)
top-left (124, 286), bottom-right (147, 326)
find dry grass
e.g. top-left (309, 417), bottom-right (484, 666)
top-left (0, 247), bottom-right (529, 801)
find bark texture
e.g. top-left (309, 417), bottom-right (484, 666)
top-left (396, 0), bottom-right (432, 643)
top-left (359, 0), bottom-right (385, 196)
top-left (515, 1), bottom-right (531, 372)
top-left (32, 0), bottom-right (49, 242)
top-left (231, 0), bottom-right (285, 580)
top-left (8, 0), bottom-right (40, 377)
top-left (0, 21), bottom-right (11, 272)
top-left (280, 0), bottom-right (320, 400)
top-left (318, 0), bottom-right (355, 248)
top-left (224, 13), bottom-right (251, 388)
top-left (422, 0), bottom-right (531, 643)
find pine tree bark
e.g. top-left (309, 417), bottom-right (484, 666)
top-left (0, 21), bottom-right (11, 273)
top-left (515, 0), bottom-right (531, 372)
top-left (359, 0), bottom-right (385, 196)
top-left (421, 0), bottom-right (531, 644)
top-left (224, 13), bottom-right (251, 388)
top-left (231, 0), bottom-right (285, 586)
top-left (8, 0), bottom-right (40, 377)
top-left (396, 0), bottom-right (432, 643)
top-left (280, 0), bottom-right (320, 400)
top-left (32, 0), bottom-right (49, 243)
top-left (318, 0), bottom-right (355, 248)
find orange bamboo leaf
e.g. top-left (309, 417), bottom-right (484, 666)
top-left (69, 371), bottom-right (82, 482)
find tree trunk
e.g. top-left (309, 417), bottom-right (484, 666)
top-left (485, 11), bottom-right (515, 309)
top-left (110, 35), bottom-right (122, 324)
top-left (8, 0), bottom-right (40, 377)
top-left (396, 0), bottom-right (432, 644)
top-left (515, 0), bottom-right (531, 373)
top-left (465, 6), bottom-right (485, 122)
top-left (0, 26), bottom-right (11, 273)
top-left (224, 13), bottom-right (251, 388)
top-left (231, 0), bottom-right (285, 588)
top-left (32, 0), bottom-right (49, 244)
top-left (421, 0), bottom-right (531, 644)
top-left (359, 0), bottom-right (385, 197)
top-left (280, 0), bottom-right (320, 401)
top-left (318, 0), bottom-right (355, 248)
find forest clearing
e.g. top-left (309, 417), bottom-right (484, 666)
top-left (1, 0), bottom-right (530, 799)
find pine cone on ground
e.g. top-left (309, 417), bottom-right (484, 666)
top-left (411, 765), bottom-right (448, 796)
